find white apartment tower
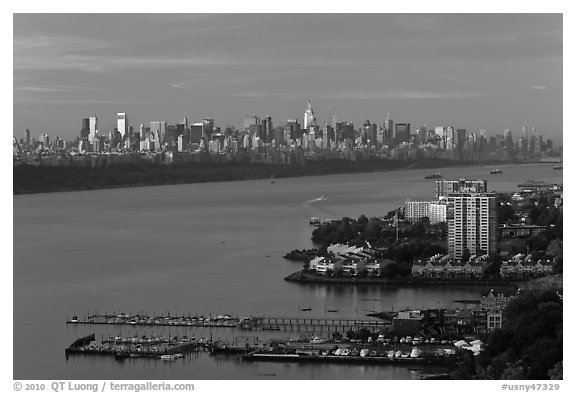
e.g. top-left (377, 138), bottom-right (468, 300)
top-left (405, 200), bottom-right (433, 222)
top-left (447, 193), bottom-right (497, 261)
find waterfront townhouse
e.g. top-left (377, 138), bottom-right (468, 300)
top-left (411, 253), bottom-right (487, 278)
top-left (499, 253), bottom-right (554, 278)
top-left (309, 256), bottom-right (339, 275)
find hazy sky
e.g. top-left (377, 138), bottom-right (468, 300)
top-left (13, 14), bottom-right (562, 143)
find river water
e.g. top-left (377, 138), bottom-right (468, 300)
top-left (13, 163), bottom-right (562, 379)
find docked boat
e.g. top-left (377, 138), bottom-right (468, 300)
top-left (490, 168), bottom-right (503, 174)
top-left (70, 315), bottom-right (79, 323)
top-left (425, 173), bottom-right (443, 179)
top-left (553, 165), bottom-right (562, 170)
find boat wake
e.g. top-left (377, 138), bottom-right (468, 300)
top-left (308, 195), bottom-right (328, 203)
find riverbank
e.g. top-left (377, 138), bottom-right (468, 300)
top-left (284, 271), bottom-right (521, 288)
top-left (14, 157), bottom-right (513, 195)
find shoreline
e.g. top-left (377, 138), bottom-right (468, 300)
top-left (13, 158), bottom-right (535, 196)
top-left (284, 271), bottom-right (521, 289)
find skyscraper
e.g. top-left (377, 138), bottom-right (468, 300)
top-left (304, 99), bottom-right (316, 130)
top-left (89, 116), bottom-right (97, 134)
top-left (504, 129), bottom-right (514, 153)
top-left (190, 122), bottom-right (203, 144)
top-left (202, 118), bottom-right (214, 140)
top-left (456, 129), bottom-right (467, 150)
top-left (117, 113), bottom-right (128, 138)
top-left (150, 121), bottom-right (166, 144)
top-left (80, 119), bottom-right (90, 138)
top-left (262, 115), bottom-right (273, 143)
top-left (394, 123), bottom-right (411, 144)
top-left (447, 193), bottom-right (497, 261)
top-left (244, 114), bottom-right (260, 132)
top-left (384, 111), bottom-right (393, 145)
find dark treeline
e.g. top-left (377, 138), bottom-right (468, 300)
top-left (14, 157), bottom-right (485, 195)
top-left (453, 288), bottom-right (563, 379)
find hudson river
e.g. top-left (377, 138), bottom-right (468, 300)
top-left (13, 163), bottom-right (562, 379)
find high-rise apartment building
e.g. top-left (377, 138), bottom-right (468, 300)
top-left (428, 200), bottom-right (447, 224)
top-left (435, 179), bottom-right (488, 199)
top-left (117, 113), bottom-right (128, 138)
top-left (405, 200), bottom-right (433, 223)
top-left (447, 193), bottom-right (497, 261)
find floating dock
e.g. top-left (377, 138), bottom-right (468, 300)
top-left (65, 333), bottom-right (207, 360)
top-left (67, 312), bottom-right (240, 328)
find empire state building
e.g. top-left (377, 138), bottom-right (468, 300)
top-left (304, 99), bottom-right (317, 130)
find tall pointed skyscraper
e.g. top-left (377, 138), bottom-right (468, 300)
top-left (304, 99), bottom-right (316, 130)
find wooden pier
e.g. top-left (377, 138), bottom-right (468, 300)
top-left (242, 316), bottom-right (389, 333)
top-left (67, 311), bottom-right (390, 334)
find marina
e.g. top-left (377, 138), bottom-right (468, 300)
top-left (66, 332), bottom-right (463, 367)
top-left (65, 333), bottom-right (207, 360)
top-left (67, 312), bottom-right (241, 328)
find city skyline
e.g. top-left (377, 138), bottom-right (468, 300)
top-left (13, 14), bottom-right (562, 143)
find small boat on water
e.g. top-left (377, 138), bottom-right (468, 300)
top-left (159, 354), bottom-right (178, 361)
top-left (553, 165), bottom-right (562, 170)
top-left (425, 173), bottom-right (442, 179)
top-left (70, 316), bottom-right (79, 323)
top-left (490, 168), bottom-right (503, 174)
top-left (309, 217), bottom-right (321, 225)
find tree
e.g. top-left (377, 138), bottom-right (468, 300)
top-left (463, 289), bottom-right (563, 380)
top-left (461, 249), bottom-right (471, 263)
top-left (381, 262), bottom-right (400, 278)
top-left (548, 361), bottom-right (563, 380)
top-left (482, 255), bottom-right (503, 279)
top-left (331, 332), bottom-right (343, 341)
